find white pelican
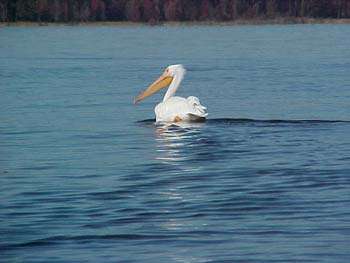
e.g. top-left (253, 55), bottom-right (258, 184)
top-left (134, 64), bottom-right (208, 122)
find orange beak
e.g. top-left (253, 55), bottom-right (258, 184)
top-left (134, 71), bottom-right (173, 104)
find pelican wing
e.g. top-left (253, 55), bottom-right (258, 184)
top-left (155, 96), bottom-right (207, 122)
top-left (186, 96), bottom-right (208, 118)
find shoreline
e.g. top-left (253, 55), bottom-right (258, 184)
top-left (1, 18), bottom-right (350, 27)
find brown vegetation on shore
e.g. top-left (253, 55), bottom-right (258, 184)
top-left (1, 0), bottom-right (350, 23)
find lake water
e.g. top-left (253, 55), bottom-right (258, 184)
top-left (1, 24), bottom-right (350, 262)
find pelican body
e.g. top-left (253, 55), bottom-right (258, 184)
top-left (134, 64), bottom-right (207, 123)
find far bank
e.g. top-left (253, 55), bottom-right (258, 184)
top-left (1, 18), bottom-right (350, 27)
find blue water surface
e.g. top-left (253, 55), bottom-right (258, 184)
top-left (1, 24), bottom-right (350, 263)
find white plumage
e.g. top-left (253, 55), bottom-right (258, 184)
top-left (134, 64), bottom-right (208, 123)
top-left (155, 96), bottom-right (207, 122)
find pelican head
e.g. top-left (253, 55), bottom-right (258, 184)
top-left (134, 64), bottom-right (185, 104)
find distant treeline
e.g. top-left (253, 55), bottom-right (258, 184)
top-left (1, 0), bottom-right (350, 23)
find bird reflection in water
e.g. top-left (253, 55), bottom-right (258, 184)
top-left (154, 122), bottom-right (205, 165)
top-left (153, 122), bottom-right (215, 263)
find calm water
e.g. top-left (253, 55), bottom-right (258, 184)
top-left (1, 24), bottom-right (350, 262)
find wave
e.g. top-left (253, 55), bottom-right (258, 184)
top-left (1, 234), bottom-right (187, 251)
top-left (137, 118), bottom-right (350, 125)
